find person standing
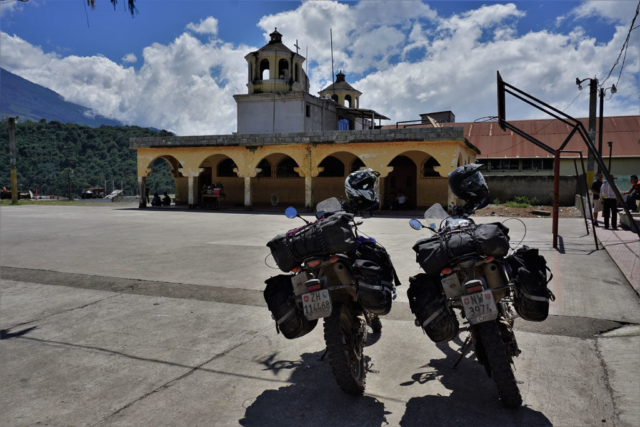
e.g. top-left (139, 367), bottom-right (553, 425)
top-left (590, 172), bottom-right (603, 226)
top-left (600, 177), bottom-right (619, 230)
top-left (622, 175), bottom-right (639, 212)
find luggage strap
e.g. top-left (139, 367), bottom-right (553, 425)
top-left (275, 308), bottom-right (296, 335)
top-left (422, 304), bottom-right (445, 328)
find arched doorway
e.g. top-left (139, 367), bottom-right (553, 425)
top-left (145, 155), bottom-right (182, 205)
top-left (252, 154), bottom-right (304, 206)
top-left (386, 155), bottom-right (417, 209)
top-left (315, 152), bottom-right (361, 202)
top-left (198, 154), bottom-right (243, 208)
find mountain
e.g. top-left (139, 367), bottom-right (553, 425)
top-left (0, 68), bottom-right (123, 127)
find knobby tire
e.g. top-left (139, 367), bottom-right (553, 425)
top-left (370, 314), bottom-right (382, 333)
top-left (323, 303), bottom-right (366, 395)
top-left (477, 321), bottom-right (522, 408)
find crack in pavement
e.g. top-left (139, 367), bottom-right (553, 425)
top-left (91, 324), bottom-right (275, 427)
top-left (594, 337), bottom-right (619, 427)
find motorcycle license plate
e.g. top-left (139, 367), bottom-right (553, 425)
top-left (302, 290), bottom-right (332, 321)
top-left (462, 290), bottom-right (498, 324)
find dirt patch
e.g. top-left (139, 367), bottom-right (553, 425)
top-left (476, 204), bottom-right (583, 218)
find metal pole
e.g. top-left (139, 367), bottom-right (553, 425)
top-left (552, 149), bottom-right (560, 249)
top-left (8, 117), bottom-right (18, 204)
top-left (573, 158), bottom-right (590, 235)
top-left (586, 79), bottom-right (598, 184)
top-left (608, 141), bottom-right (613, 172)
top-left (598, 88), bottom-right (604, 171)
top-left (330, 29), bottom-right (335, 97)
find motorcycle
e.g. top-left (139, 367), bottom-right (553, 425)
top-left (407, 203), bottom-right (554, 408)
top-left (264, 197), bottom-right (398, 395)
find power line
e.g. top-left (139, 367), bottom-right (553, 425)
top-left (600, 0), bottom-right (640, 87)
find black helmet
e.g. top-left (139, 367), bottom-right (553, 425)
top-left (448, 163), bottom-right (489, 210)
top-left (345, 168), bottom-right (380, 211)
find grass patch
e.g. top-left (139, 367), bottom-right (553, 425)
top-left (492, 196), bottom-right (540, 208)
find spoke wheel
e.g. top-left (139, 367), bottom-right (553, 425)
top-left (323, 303), bottom-right (366, 395)
top-left (475, 321), bottom-right (522, 408)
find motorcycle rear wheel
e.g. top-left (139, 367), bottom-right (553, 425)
top-left (369, 314), bottom-right (382, 333)
top-left (323, 303), bottom-right (366, 395)
top-left (475, 321), bottom-right (522, 408)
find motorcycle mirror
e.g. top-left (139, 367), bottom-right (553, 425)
top-left (356, 221), bottom-right (363, 226)
top-left (316, 210), bottom-right (326, 219)
top-left (409, 219), bottom-right (424, 230)
top-left (285, 207), bottom-right (298, 219)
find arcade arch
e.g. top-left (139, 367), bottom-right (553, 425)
top-left (198, 154), bottom-right (244, 207)
top-left (252, 153), bottom-right (304, 206)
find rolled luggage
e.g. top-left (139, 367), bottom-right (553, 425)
top-left (267, 212), bottom-right (357, 272)
top-left (506, 246), bottom-right (554, 322)
top-left (264, 275), bottom-right (317, 339)
top-left (408, 274), bottom-right (459, 343)
top-left (413, 223), bottom-right (510, 275)
top-left (353, 259), bottom-right (394, 315)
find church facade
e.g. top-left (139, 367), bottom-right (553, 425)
top-left (131, 29), bottom-right (479, 210)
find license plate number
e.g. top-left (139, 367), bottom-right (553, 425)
top-left (302, 290), bottom-right (332, 320)
top-left (462, 291), bottom-right (498, 324)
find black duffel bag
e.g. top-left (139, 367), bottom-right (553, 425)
top-left (355, 241), bottom-right (396, 284)
top-left (353, 259), bottom-right (394, 315)
top-left (413, 223), bottom-right (510, 276)
top-left (506, 246), bottom-right (554, 322)
top-left (408, 274), bottom-right (459, 343)
top-left (267, 213), bottom-right (357, 272)
top-left (264, 275), bottom-right (318, 339)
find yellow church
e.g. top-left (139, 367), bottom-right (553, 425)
top-left (131, 29), bottom-right (479, 210)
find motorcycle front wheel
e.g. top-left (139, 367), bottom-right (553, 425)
top-left (323, 303), bottom-right (366, 395)
top-left (475, 321), bottom-right (522, 408)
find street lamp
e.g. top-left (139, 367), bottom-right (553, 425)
top-left (575, 77), bottom-right (598, 180)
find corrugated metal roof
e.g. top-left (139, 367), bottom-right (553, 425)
top-left (385, 115), bottom-right (640, 158)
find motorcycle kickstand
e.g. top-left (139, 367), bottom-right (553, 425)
top-left (453, 335), bottom-right (473, 369)
top-left (319, 347), bottom-right (328, 361)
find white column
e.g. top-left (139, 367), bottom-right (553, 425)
top-left (305, 176), bottom-right (314, 211)
top-left (244, 176), bottom-right (252, 209)
top-left (188, 176), bottom-right (195, 208)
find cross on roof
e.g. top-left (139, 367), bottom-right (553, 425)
top-left (294, 39), bottom-right (300, 54)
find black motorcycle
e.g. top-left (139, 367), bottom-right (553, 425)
top-left (407, 203), bottom-right (554, 408)
top-left (264, 197), bottom-right (399, 395)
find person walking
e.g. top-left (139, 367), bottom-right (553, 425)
top-left (622, 175), bottom-right (639, 212)
top-left (590, 172), bottom-right (603, 226)
top-left (600, 177), bottom-right (619, 230)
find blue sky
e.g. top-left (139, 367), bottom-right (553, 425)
top-left (1, 1), bottom-right (638, 135)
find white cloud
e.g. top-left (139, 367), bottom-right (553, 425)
top-left (0, 0), bottom-right (21, 17)
top-left (0, 30), bottom-right (253, 135)
top-left (571, 0), bottom-right (639, 24)
top-left (0, 1), bottom-right (637, 137)
top-left (186, 16), bottom-right (219, 35)
top-left (121, 53), bottom-right (137, 63)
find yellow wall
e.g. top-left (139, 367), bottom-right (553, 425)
top-left (135, 138), bottom-right (476, 208)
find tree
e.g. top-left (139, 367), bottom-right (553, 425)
top-left (86, 0), bottom-right (138, 17)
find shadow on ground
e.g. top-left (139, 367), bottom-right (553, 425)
top-left (239, 351), bottom-right (387, 427)
top-left (399, 338), bottom-right (551, 426)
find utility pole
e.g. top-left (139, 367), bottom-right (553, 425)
top-left (598, 87), bottom-right (604, 171)
top-left (587, 78), bottom-right (598, 184)
top-left (8, 117), bottom-right (18, 204)
top-left (67, 169), bottom-right (73, 201)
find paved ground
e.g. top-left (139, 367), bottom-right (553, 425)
top-left (1, 203), bottom-right (639, 426)
top-left (597, 226), bottom-right (640, 293)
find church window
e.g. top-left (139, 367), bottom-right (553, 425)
top-left (318, 156), bottom-right (345, 177)
top-left (295, 64), bottom-right (300, 83)
top-left (339, 118), bottom-right (352, 131)
top-left (257, 159), bottom-right (272, 178)
top-left (423, 157), bottom-right (442, 177)
top-left (260, 59), bottom-right (270, 80)
top-left (217, 158), bottom-right (238, 177)
top-left (249, 64), bottom-right (253, 83)
top-left (331, 94), bottom-right (339, 103)
top-left (306, 104), bottom-right (311, 118)
top-left (278, 59), bottom-right (289, 80)
top-left (344, 95), bottom-right (352, 108)
top-left (276, 157), bottom-right (299, 178)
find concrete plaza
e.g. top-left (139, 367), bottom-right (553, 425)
top-left (1, 203), bottom-right (639, 426)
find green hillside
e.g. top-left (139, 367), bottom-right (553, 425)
top-left (0, 120), bottom-right (174, 197)
top-left (0, 68), bottom-right (123, 127)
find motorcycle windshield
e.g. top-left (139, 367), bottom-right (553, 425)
top-left (424, 203), bottom-right (448, 230)
top-left (316, 197), bottom-right (343, 214)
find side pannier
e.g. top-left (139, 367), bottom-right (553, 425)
top-left (408, 274), bottom-right (459, 343)
top-left (264, 275), bottom-right (317, 339)
top-left (267, 213), bottom-right (357, 272)
top-left (353, 259), bottom-right (394, 315)
top-left (355, 241), bottom-right (396, 284)
top-left (506, 246), bottom-right (555, 322)
top-left (412, 223), bottom-right (510, 276)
